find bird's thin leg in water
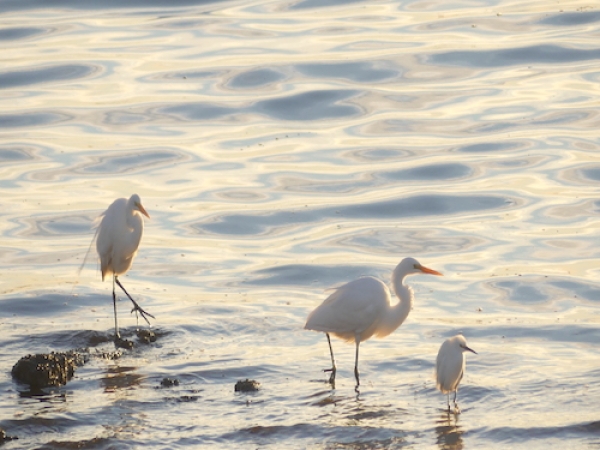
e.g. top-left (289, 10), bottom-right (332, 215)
top-left (447, 393), bottom-right (451, 411)
top-left (112, 276), bottom-right (120, 339)
top-left (354, 334), bottom-right (361, 387)
top-left (453, 389), bottom-right (459, 410)
top-left (114, 276), bottom-right (155, 325)
top-left (324, 333), bottom-right (337, 386)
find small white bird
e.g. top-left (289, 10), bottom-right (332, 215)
top-left (435, 334), bottom-right (477, 412)
top-left (96, 194), bottom-right (154, 340)
top-left (305, 257), bottom-right (442, 387)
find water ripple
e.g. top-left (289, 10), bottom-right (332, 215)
top-left (252, 89), bottom-right (361, 121)
top-left (0, 112), bottom-right (71, 128)
top-left (0, 27), bottom-right (49, 41)
top-left (430, 44), bottom-right (600, 67)
top-left (196, 194), bottom-right (516, 236)
top-left (0, 64), bottom-right (100, 89)
top-left (296, 61), bottom-right (398, 83)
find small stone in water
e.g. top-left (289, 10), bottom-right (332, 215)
top-left (160, 377), bottom-right (180, 388)
top-left (137, 329), bottom-right (157, 344)
top-left (0, 428), bottom-right (18, 442)
top-left (115, 337), bottom-right (135, 350)
top-left (235, 379), bottom-right (260, 392)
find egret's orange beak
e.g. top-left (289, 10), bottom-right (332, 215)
top-left (418, 264), bottom-right (443, 276)
top-left (136, 202), bottom-right (150, 219)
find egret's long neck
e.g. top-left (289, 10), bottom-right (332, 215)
top-left (125, 210), bottom-right (144, 254)
top-left (386, 267), bottom-right (414, 329)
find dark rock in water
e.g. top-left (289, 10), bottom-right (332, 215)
top-left (137, 328), bottom-right (157, 344)
top-left (0, 428), bottom-right (18, 443)
top-left (234, 379), bottom-right (260, 392)
top-left (114, 337), bottom-right (135, 350)
top-left (11, 351), bottom-right (86, 389)
top-left (160, 377), bottom-right (180, 388)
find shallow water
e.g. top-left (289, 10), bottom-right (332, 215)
top-left (1, 0), bottom-right (600, 448)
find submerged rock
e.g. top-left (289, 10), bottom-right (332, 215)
top-left (234, 379), bottom-right (260, 392)
top-left (136, 328), bottom-right (157, 344)
top-left (0, 428), bottom-right (18, 443)
top-left (11, 351), bottom-right (86, 389)
top-left (114, 337), bottom-right (135, 350)
top-left (160, 377), bottom-right (180, 388)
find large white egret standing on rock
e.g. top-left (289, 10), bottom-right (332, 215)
top-left (435, 334), bottom-right (477, 413)
top-left (304, 257), bottom-right (442, 387)
top-left (96, 194), bottom-right (154, 340)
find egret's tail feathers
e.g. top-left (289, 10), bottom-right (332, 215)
top-left (78, 226), bottom-right (99, 277)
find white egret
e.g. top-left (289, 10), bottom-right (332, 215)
top-left (435, 334), bottom-right (477, 412)
top-left (305, 257), bottom-right (442, 387)
top-left (96, 194), bottom-right (154, 340)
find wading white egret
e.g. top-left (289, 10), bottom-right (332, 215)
top-left (96, 194), bottom-right (154, 340)
top-left (304, 257), bottom-right (442, 387)
top-left (435, 334), bottom-right (477, 413)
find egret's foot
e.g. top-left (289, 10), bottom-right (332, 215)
top-left (129, 300), bottom-right (155, 325)
top-left (324, 367), bottom-right (336, 386)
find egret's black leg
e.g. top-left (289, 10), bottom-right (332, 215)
top-left (324, 333), bottom-right (337, 386)
top-left (114, 276), bottom-right (155, 325)
top-left (354, 335), bottom-right (361, 387)
top-left (112, 276), bottom-right (120, 339)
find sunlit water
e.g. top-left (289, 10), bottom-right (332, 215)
top-left (1, 0), bottom-right (600, 448)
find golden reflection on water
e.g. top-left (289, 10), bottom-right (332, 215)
top-left (1, 0), bottom-right (600, 447)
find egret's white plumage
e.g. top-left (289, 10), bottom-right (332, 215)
top-left (96, 194), bottom-right (153, 340)
top-left (435, 334), bottom-right (476, 412)
top-left (305, 257), bottom-right (442, 386)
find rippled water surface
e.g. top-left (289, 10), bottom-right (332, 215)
top-left (1, 0), bottom-right (600, 448)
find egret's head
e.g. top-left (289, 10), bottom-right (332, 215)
top-left (398, 257), bottom-right (443, 277)
top-left (455, 334), bottom-right (477, 354)
top-left (130, 194), bottom-right (150, 219)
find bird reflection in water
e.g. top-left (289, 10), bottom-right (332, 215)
top-left (101, 365), bottom-right (143, 393)
top-left (435, 411), bottom-right (464, 450)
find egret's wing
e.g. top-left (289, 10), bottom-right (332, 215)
top-left (435, 344), bottom-right (465, 393)
top-left (94, 198), bottom-right (128, 279)
top-left (305, 277), bottom-right (390, 340)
